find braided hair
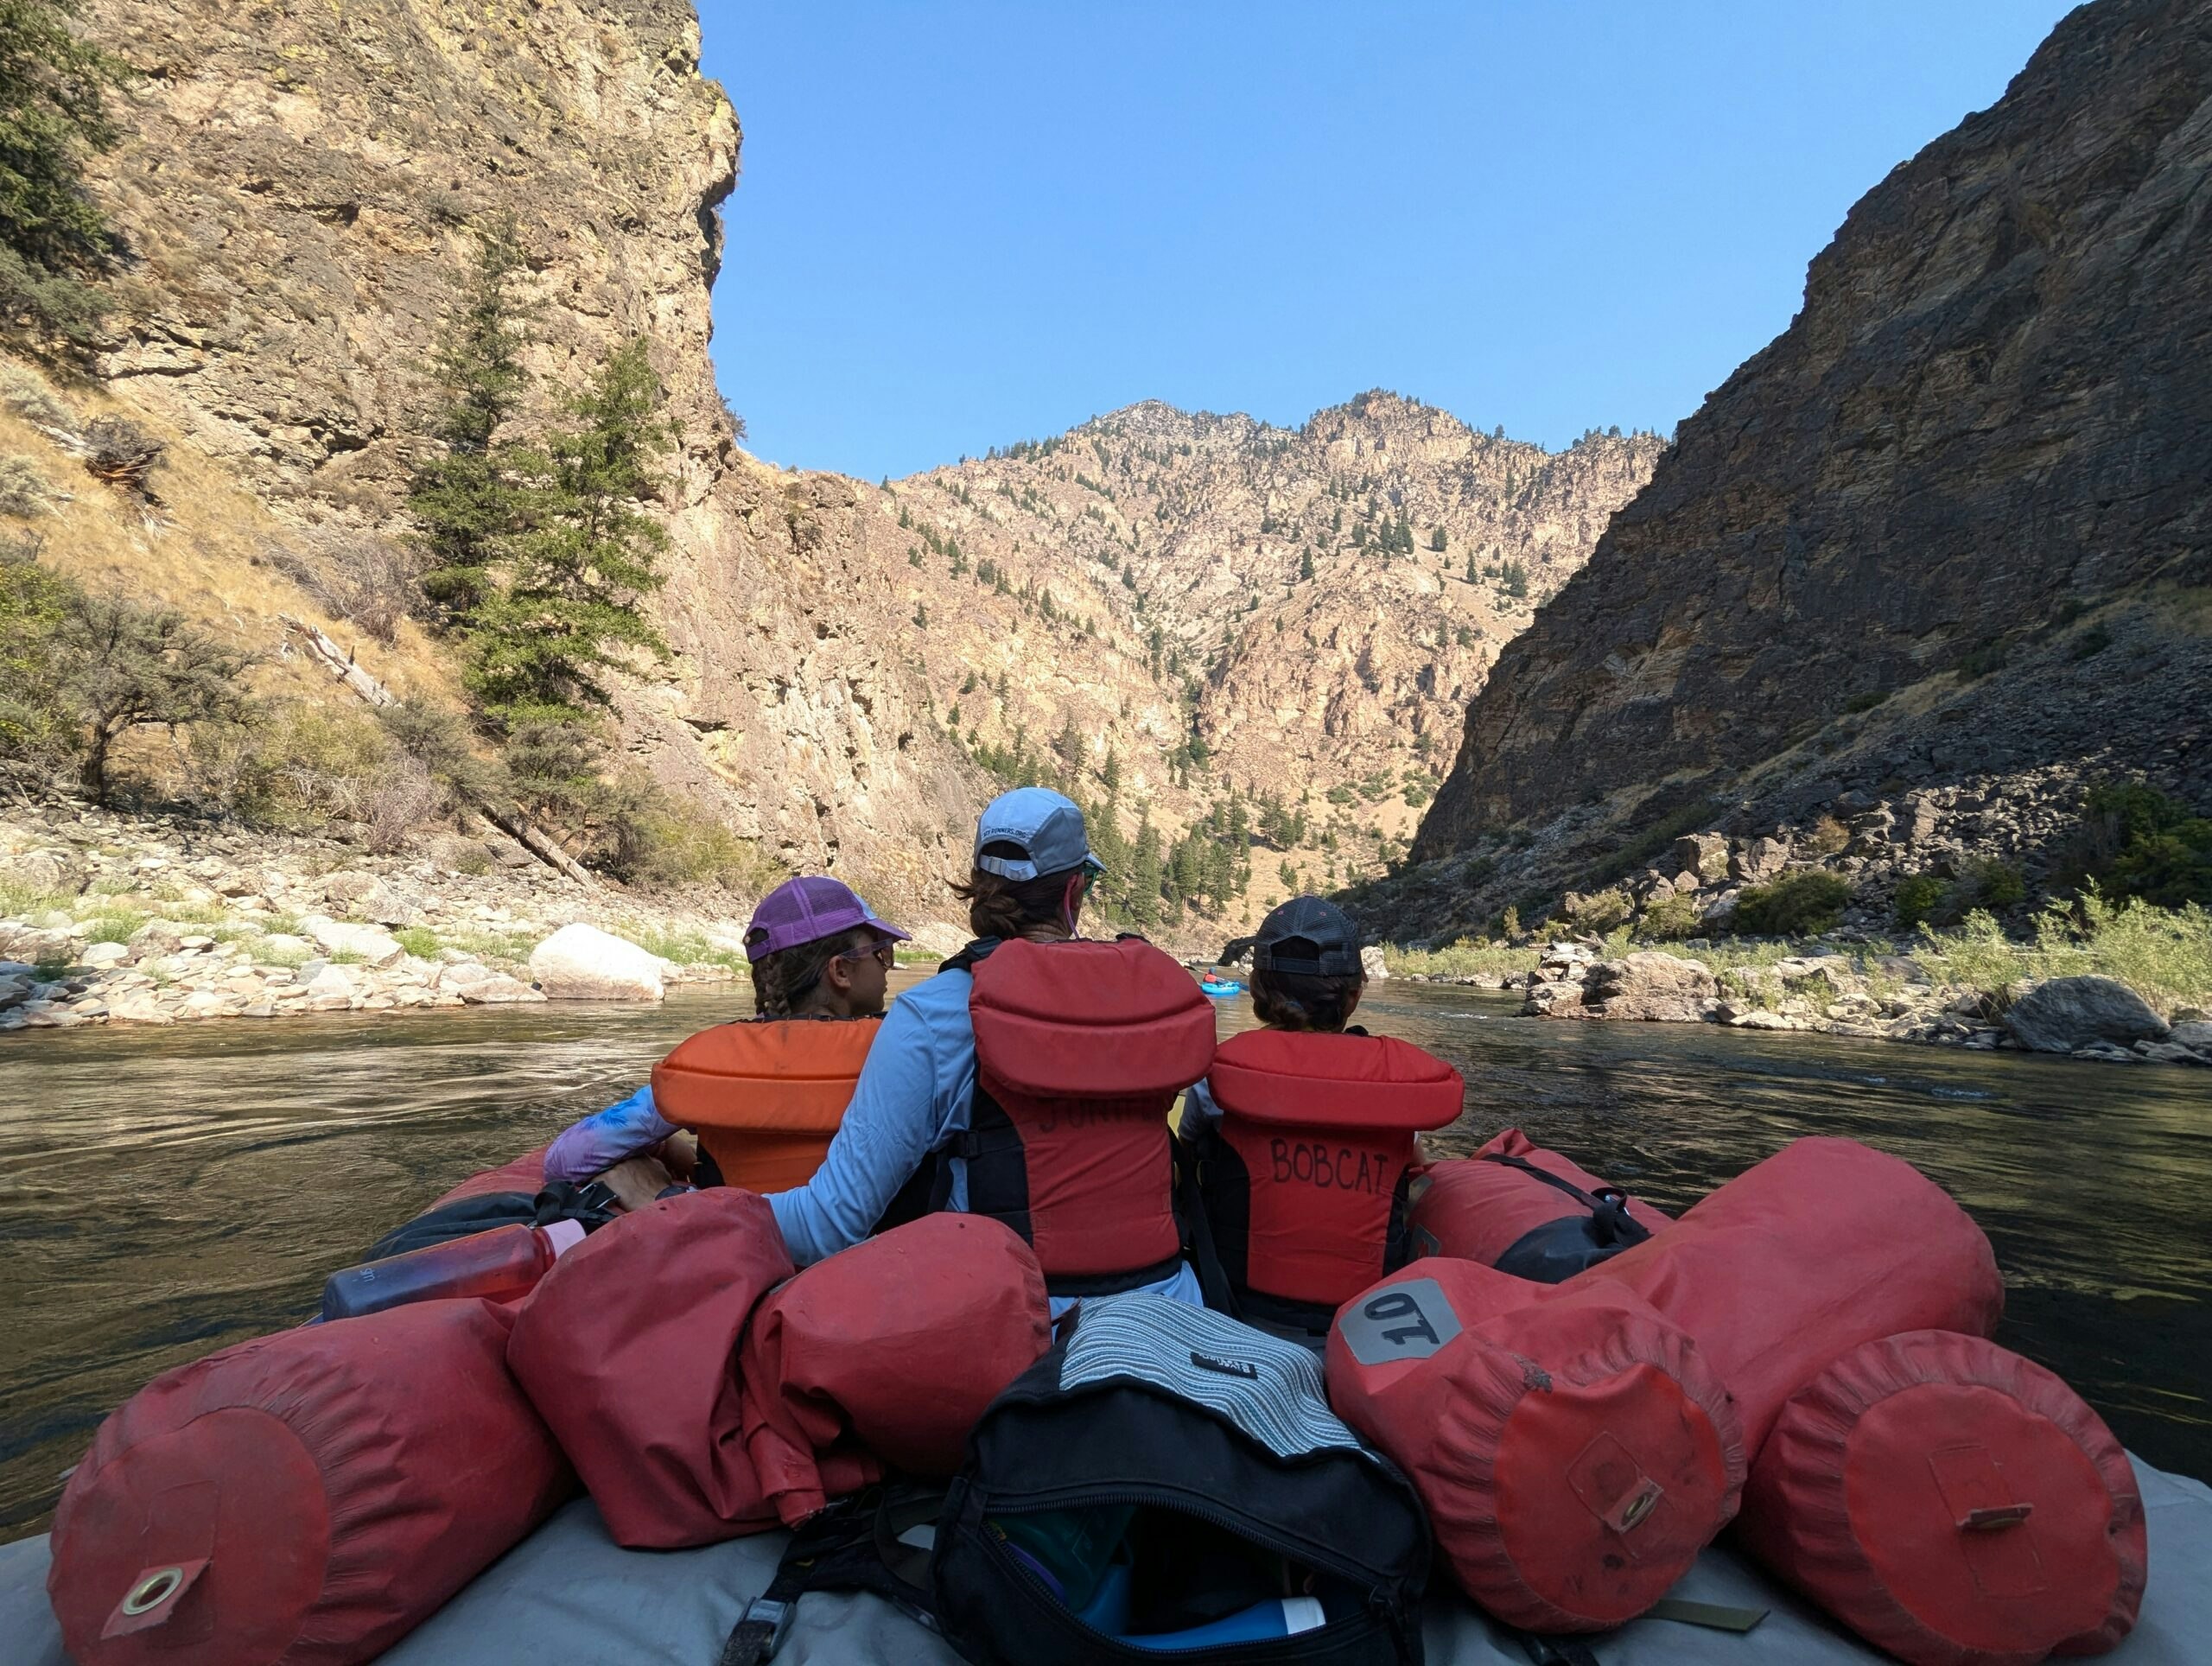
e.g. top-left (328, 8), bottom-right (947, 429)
top-left (751, 926), bottom-right (875, 1017)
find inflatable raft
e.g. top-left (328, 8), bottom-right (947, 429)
top-left (1199, 976), bottom-right (1243, 997)
top-left (14, 1136), bottom-right (2212, 1664)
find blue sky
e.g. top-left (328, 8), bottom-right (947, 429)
top-left (698, 3), bottom-right (2073, 481)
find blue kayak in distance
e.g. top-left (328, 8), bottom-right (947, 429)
top-left (1198, 979), bottom-right (1243, 998)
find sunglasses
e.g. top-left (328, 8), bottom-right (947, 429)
top-left (836, 941), bottom-right (897, 970)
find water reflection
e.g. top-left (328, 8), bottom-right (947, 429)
top-left (1, 974), bottom-right (2205, 1538)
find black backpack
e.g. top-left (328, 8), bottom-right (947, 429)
top-left (931, 1294), bottom-right (1429, 1664)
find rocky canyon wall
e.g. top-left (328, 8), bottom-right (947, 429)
top-left (1414, 0), bottom-right (2212, 868)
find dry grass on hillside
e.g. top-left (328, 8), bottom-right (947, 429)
top-left (0, 361), bottom-right (459, 714)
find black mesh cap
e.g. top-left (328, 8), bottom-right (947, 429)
top-left (1221, 896), bottom-right (1363, 977)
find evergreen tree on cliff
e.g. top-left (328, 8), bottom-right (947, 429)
top-left (465, 339), bottom-right (672, 727)
top-left (0, 0), bottom-right (130, 351)
top-left (411, 219), bottom-right (533, 626)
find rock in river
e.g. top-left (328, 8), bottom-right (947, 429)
top-left (528, 923), bottom-right (666, 1002)
top-left (2005, 976), bottom-right (2170, 1055)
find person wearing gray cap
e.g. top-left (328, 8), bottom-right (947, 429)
top-left (763, 787), bottom-right (1211, 1315)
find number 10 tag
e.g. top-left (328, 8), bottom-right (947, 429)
top-left (1337, 1278), bottom-right (1463, 1365)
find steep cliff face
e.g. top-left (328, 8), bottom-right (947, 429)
top-left (1414, 0), bottom-right (2212, 864)
top-left (57, 1), bottom-right (1659, 933)
top-left (71, 0), bottom-right (985, 910)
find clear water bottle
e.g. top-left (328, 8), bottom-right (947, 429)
top-left (319, 1220), bottom-right (587, 1322)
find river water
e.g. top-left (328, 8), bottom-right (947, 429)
top-left (3, 976), bottom-right (2206, 1540)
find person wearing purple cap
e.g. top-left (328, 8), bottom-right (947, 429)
top-left (542, 876), bottom-right (910, 1198)
top-left (763, 787), bottom-right (1207, 1315)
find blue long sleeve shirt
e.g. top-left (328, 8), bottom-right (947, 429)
top-left (766, 967), bottom-right (1202, 1317)
top-left (545, 1084), bottom-right (677, 1182)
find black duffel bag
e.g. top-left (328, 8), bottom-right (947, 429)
top-left (931, 1293), bottom-right (1429, 1664)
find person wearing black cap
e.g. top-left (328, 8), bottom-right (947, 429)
top-left (1179, 896), bottom-right (1465, 1341)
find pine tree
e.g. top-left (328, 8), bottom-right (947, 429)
top-left (1128, 811), bottom-right (1163, 926)
top-left (464, 338), bottom-right (672, 727)
top-left (0, 0), bottom-right (130, 349)
top-left (1299, 548), bottom-right (1314, 582)
top-left (412, 219), bottom-right (533, 627)
top-left (1428, 525), bottom-right (1446, 552)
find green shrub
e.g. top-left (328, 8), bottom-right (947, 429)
top-left (629, 812), bottom-right (785, 894)
top-left (1963, 857), bottom-right (2025, 911)
top-left (1567, 887), bottom-right (1632, 932)
top-left (1637, 893), bottom-right (1701, 939)
top-left (1841, 689), bottom-right (1890, 714)
top-left (393, 926), bottom-right (442, 960)
top-left (2070, 623), bottom-right (2112, 660)
top-left (1955, 639), bottom-right (2010, 680)
top-left (1732, 871), bottom-right (1852, 937)
top-left (1803, 814), bottom-right (1850, 857)
top-left (2069, 781), bottom-right (2212, 909)
top-left (1893, 873), bottom-right (1947, 930)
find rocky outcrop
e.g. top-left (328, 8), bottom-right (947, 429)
top-left (1415, 0), bottom-right (2212, 862)
top-left (2005, 976), bottom-right (2171, 1053)
top-left (528, 923), bottom-right (666, 1002)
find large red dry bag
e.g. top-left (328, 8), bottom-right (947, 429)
top-left (1192, 1028), bottom-right (1464, 1333)
top-left (1409, 1129), bottom-right (1672, 1281)
top-left (959, 936), bottom-right (1217, 1294)
top-left (1574, 1135), bottom-right (2005, 1455)
top-left (505, 1186), bottom-right (794, 1548)
top-left (740, 1213), bottom-right (1052, 1525)
top-left (1739, 1330), bottom-right (2147, 1666)
top-left (1325, 1258), bottom-right (1745, 1632)
top-left (48, 1298), bottom-right (571, 1666)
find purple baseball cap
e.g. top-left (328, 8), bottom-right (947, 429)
top-left (743, 875), bottom-right (910, 962)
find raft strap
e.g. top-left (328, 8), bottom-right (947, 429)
top-left (1480, 1154), bottom-right (1653, 1247)
top-left (717, 1485), bottom-right (944, 1666)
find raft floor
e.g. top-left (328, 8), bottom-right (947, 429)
top-left (5, 1456), bottom-right (2206, 1663)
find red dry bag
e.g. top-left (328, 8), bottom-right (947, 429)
top-left (1740, 1330), bottom-right (2147, 1666)
top-left (1572, 1135), bottom-right (2004, 1455)
top-left (1410, 1128), bottom-right (1671, 1281)
top-left (47, 1298), bottom-right (570, 1666)
top-left (959, 936), bottom-right (1217, 1293)
top-left (1326, 1258), bottom-right (1744, 1632)
top-left (1193, 1028), bottom-right (1463, 1332)
top-left (505, 1186), bottom-right (794, 1548)
top-left (740, 1213), bottom-right (1052, 1525)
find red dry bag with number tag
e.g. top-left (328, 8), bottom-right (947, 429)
top-left (48, 1298), bottom-right (571, 1666)
top-left (1326, 1258), bottom-right (1744, 1632)
top-left (1739, 1330), bottom-right (2146, 1666)
top-left (1409, 1128), bottom-right (1671, 1281)
top-left (1571, 1136), bottom-right (2005, 1455)
top-left (740, 1214), bottom-right (1052, 1525)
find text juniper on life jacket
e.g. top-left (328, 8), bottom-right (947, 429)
top-left (931, 936), bottom-right (1217, 1299)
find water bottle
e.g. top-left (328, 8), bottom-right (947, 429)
top-left (319, 1220), bottom-right (587, 1322)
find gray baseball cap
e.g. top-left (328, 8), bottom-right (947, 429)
top-left (974, 787), bottom-right (1102, 881)
top-left (1220, 895), bottom-right (1363, 977)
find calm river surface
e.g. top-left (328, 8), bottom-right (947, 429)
top-left (3, 975), bottom-right (2207, 1538)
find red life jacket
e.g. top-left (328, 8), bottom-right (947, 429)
top-left (950, 936), bottom-right (1217, 1297)
top-left (1192, 1028), bottom-right (1464, 1334)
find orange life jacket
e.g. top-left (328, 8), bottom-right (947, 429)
top-left (650, 1016), bottom-right (880, 1192)
top-left (1192, 1027), bottom-right (1464, 1335)
top-left (950, 936), bottom-right (1217, 1297)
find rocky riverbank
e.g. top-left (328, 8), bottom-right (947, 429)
top-left (0, 801), bottom-right (966, 1034)
top-left (1414, 941), bottom-right (2212, 1067)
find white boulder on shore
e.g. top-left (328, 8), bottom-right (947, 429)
top-left (527, 923), bottom-right (667, 1002)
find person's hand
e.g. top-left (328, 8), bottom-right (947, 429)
top-left (655, 1130), bottom-right (700, 1180)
